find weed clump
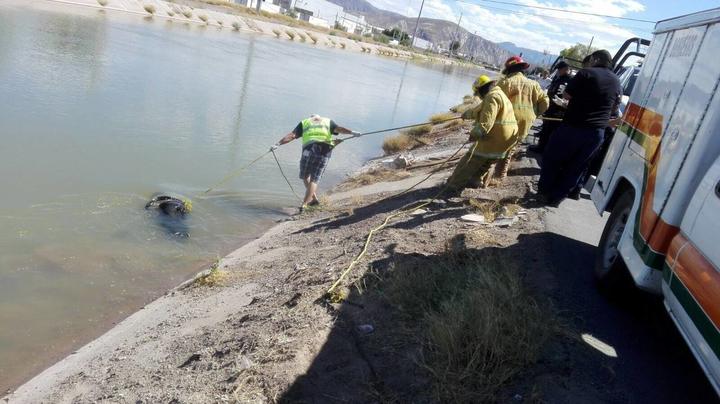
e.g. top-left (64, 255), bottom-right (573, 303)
top-left (272, 28), bottom-right (281, 38)
top-left (306, 32), bottom-right (318, 44)
top-left (195, 261), bottom-right (229, 287)
top-left (429, 112), bottom-right (457, 124)
top-left (382, 133), bottom-right (416, 155)
top-left (182, 9), bottom-right (192, 18)
top-left (285, 30), bottom-right (295, 40)
top-left (297, 32), bottom-right (306, 42)
top-left (97, 0), bottom-right (108, 6)
top-left (232, 21), bottom-right (241, 30)
top-left (403, 124), bottom-right (432, 137)
top-left (381, 254), bottom-right (551, 402)
top-left (143, 4), bottom-right (156, 14)
top-left (198, 14), bottom-right (208, 23)
top-left (167, 10), bottom-right (175, 16)
top-left (340, 42), bottom-right (346, 49)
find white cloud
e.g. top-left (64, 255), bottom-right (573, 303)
top-left (365, 0), bottom-right (651, 55)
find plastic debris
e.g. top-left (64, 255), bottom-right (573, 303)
top-left (461, 214), bottom-right (486, 223)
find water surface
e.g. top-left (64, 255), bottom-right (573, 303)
top-left (0, 0), bottom-right (482, 389)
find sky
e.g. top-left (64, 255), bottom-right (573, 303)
top-left (365, 0), bottom-right (719, 54)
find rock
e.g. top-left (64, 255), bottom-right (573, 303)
top-left (460, 214), bottom-right (486, 223)
top-left (357, 324), bottom-right (375, 334)
top-left (393, 154), bottom-right (414, 168)
top-left (492, 217), bottom-right (518, 228)
top-left (410, 209), bottom-right (427, 216)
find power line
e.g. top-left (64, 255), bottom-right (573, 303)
top-left (460, 0), bottom-right (656, 23)
top-left (453, 0), bottom-right (653, 34)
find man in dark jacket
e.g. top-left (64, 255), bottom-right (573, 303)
top-left (530, 61), bottom-right (571, 153)
top-left (538, 50), bottom-right (621, 206)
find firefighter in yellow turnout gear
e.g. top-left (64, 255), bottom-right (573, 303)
top-left (446, 75), bottom-right (519, 193)
top-left (495, 56), bottom-right (549, 182)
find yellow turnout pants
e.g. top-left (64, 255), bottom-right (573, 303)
top-left (446, 151), bottom-right (498, 192)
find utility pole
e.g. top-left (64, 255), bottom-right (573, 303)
top-left (411, 0), bottom-right (425, 48)
top-left (451, 12), bottom-right (463, 56)
top-left (586, 36), bottom-right (594, 57)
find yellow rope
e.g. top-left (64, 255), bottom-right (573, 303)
top-left (325, 140), bottom-right (476, 301)
top-left (201, 151), bottom-right (271, 195)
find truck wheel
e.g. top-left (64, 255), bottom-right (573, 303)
top-left (595, 191), bottom-right (634, 289)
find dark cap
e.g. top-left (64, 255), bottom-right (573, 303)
top-left (555, 61), bottom-right (569, 70)
top-left (590, 49), bottom-right (613, 67)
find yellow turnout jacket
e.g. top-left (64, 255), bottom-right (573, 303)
top-left (497, 72), bottom-right (549, 141)
top-left (467, 86), bottom-right (519, 159)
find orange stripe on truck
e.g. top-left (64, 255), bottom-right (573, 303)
top-left (671, 234), bottom-right (720, 330)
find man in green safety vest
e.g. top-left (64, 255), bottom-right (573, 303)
top-left (272, 115), bottom-right (357, 211)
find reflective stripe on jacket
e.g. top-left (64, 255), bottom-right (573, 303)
top-left (497, 72), bottom-right (549, 140)
top-left (469, 86), bottom-right (519, 159)
top-left (301, 117), bottom-right (333, 146)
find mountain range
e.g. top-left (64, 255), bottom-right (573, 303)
top-left (328, 0), bottom-right (557, 67)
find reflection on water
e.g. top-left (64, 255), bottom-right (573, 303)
top-left (0, 0), bottom-right (483, 389)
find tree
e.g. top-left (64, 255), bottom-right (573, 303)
top-left (449, 40), bottom-right (461, 53)
top-left (559, 43), bottom-right (599, 67)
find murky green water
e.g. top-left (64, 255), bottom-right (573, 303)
top-left (0, 0), bottom-right (481, 389)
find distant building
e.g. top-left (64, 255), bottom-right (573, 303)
top-left (237, 0), bottom-right (282, 14)
top-left (412, 36), bottom-right (432, 51)
top-left (293, 0), bottom-right (343, 27)
top-left (337, 13), bottom-right (370, 35)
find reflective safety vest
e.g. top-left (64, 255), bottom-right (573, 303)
top-left (301, 117), bottom-right (333, 146)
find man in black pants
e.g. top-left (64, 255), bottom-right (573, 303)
top-left (538, 50), bottom-right (621, 206)
top-left (530, 61), bottom-right (571, 154)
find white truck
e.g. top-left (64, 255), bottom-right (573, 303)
top-left (591, 7), bottom-right (720, 395)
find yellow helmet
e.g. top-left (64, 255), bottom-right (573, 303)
top-left (472, 75), bottom-right (492, 92)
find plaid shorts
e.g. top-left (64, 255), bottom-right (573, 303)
top-left (299, 143), bottom-right (332, 182)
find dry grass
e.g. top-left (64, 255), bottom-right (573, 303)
top-left (297, 32), bottom-right (306, 42)
top-left (305, 32), bottom-right (318, 44)
top-left (382, 133), bottom-right (416, 155)
top-left (340, 42), bottom-right (346, 49)
top-left (342, 169), bottom-right (411, 189)
top-left (96, 0), bottom-right (108, 6)
top-left (198, 14), bottom-right (208, 23)
top-left (232, 21), bottom-right (241, 30)
top-left (381, 254), bottom-right (551, 402)
top-left (166, 10), bottom-right (175, 16)
top-left (285, 30), bottom-right (295, 40)
top-left (272, 28), bottom-right (281, 38)
top-left (182, 9), bottom-right (192, 18)
top-left (429, 112), bottom-right (458, 124)
top-left (143, 4), bottom-right (156, 14)
top-left (402, 124), bottom-right (432, 137)
top-left (194, 261), bottom-right (229, 287)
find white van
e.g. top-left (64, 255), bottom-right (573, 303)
top-left (591, 7), bottom-right (720, 395)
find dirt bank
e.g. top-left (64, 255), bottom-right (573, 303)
top-left (8, 116), bottom-right (713, 402)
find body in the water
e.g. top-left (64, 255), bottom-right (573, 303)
top-left (145, 195), bottom-right (190, 237)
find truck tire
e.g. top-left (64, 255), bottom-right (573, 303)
top-left (595, 191), bottom-right (634, 289)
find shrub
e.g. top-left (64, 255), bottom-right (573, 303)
top-left (382, 133), bottom-right (416, 155)
top-left (143, 4), bottom-right (155, 14)
top-left (285, 30), bottom-right (295, 40)
top-left (402, 124), bottom-right (432, 137)
top-left (429, 112), bottom-right (457, 124)
top-left (306, 32), bottom-right (318, 44)
top-left (381, 254), bottom-right (550, 402)
top-left (182, 10), bottom-right (192, 18)
top-left (340, 42), bottom-right (346, 49)
top-left (198, 14), bottom-right (208, 23)
top-left (232, 21), bottom-right (241, 31)
top-left (272, 28), bottom-right (281, 38)
top-left (166, 10), bottom-right (174, 16)
top-left (97, 0), bottom-right (108, 6)
top-left (297, 32), bottom-right (306, 42)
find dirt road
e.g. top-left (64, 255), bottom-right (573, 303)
top-left (539, 192), bottom-right (718, 403)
